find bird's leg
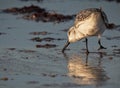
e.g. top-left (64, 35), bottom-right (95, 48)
top-left (98, 36), bottom-right (106, 50)
top-left (85, 38), bottom-right (89, 54)
top-left (62, 41), bottom-right (70, 53)
top-left (85, 52), bottom-right (89, 66)
top-left (98, 39), bottom-right (106, 50)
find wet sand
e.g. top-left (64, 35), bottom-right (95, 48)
top-left (0, 0), bottom-right (120, 88)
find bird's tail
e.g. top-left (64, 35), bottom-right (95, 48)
top-left (107, 23), bottom-right (120, 31)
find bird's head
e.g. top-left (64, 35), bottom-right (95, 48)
top-left (67, 26), bottom-right (85, 43)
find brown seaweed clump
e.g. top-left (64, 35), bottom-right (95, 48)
top-left (3, 5), bottom-right (45, 14)
top-left (29, 31), bottom-right (52, 35)
top-left (36, 44), bottom-right (57, 48)
top-left (23, 12), bottom-right (74, 22)
top-left (2, 5), bottom-right (75, 23)
top-left (105, 0), bottom-right (120, 3)
top-left (0, 32), bottom-right (6, 35)
top-left (20, 0), bottom-right (43, 2)
top-left (30, 37), bottom-right (64, 42)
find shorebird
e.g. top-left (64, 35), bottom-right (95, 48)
top-left (62, 8), bottom-right (114, 53)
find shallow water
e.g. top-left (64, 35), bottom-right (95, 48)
top-left (0, 0), bottom-right (120, 88)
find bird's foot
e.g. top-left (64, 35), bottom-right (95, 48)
top-left (98, 46), bottom-right (107, 50)
top-left (86, 49), bottom-right (89, 55)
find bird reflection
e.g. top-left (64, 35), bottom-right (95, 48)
top-left (63, 52), bottom-right (109, 86)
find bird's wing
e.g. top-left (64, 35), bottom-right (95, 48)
top-left (74, 8), bottom-right (99, 25)
top-left (74, 10), bottom-right (91, 26)
top-left (74, 8), bottom-right (109, 27)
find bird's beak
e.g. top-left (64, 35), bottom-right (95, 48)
top-left (62, 41), bottom-right (70, 53)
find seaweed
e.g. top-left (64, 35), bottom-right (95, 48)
top-left (2, 5), bottom-right (75, 23)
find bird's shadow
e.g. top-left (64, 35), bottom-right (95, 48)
top-left (62, 51), bottom-right (109, 86)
